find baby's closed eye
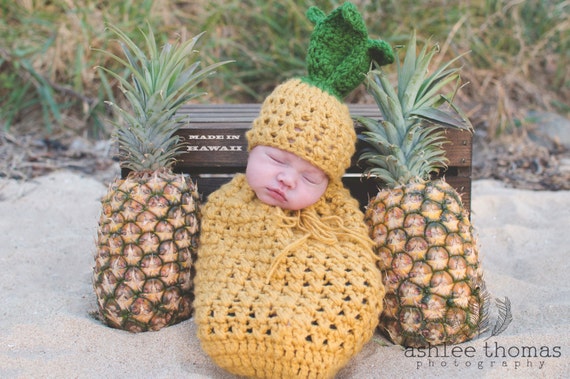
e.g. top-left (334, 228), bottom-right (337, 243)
top-left (303, 173), bottom-right (325, 185)
top-left (267, 153), bottom-right (285, 165)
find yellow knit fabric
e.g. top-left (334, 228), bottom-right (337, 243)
top-left (246, 79), bottom-right (355, 180)
top-left (194, 175), bottom-right (384, 378)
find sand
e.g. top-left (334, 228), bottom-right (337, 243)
top-left (0, 170), bottom-right (568, 378)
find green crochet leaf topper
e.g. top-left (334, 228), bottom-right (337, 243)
top-left (302, 2), bottom-right (395, 100)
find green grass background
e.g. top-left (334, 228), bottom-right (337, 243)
top-left (1, 0), bottom-right (568, 139)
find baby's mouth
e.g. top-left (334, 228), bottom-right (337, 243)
top-left (267, 187), bottom-right (287, 202)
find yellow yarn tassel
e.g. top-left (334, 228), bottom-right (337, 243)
top-left (266, 208), bottom-right (376, 284)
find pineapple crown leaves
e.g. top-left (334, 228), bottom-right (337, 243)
top-left (94, 23), bottom-right (231, 172)
top-left (357, 30), bottom-right (473, 186)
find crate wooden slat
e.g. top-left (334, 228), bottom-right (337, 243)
top-left (123, 103), bottom-right (473, 214)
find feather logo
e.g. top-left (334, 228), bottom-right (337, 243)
top-left (484, 297), bottom-right (513, 340)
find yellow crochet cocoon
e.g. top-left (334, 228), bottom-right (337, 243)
top-left (194, 175), bottom-right (384, 378)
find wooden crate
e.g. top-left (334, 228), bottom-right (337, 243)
top-left (126, 103), bottom-right (473, 213)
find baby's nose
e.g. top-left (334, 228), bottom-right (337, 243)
top-left (277, 170), bottom-right (296, 188)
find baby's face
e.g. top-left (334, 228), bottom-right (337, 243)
top-left (246, 146), bottom-right (328, 210)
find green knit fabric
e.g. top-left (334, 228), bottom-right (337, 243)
top-left (302, 2), bottom-right (394, 99)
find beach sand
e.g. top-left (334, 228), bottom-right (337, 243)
top-left (1, 170), bottom-right (568, 378)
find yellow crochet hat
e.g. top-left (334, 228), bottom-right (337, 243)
top-left (247, 79), bottom-right (354, 179)
top-left (246, 2), bottom-right (394, 180)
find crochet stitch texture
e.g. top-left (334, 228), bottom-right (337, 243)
top-left (194, 2), bottom-right (394, 377)
top-left (247, 78), bottom-right (354, 180)
top-left (194, 175), bottom-right (384, 378)
top-left (303, 2), bottom-right (394, 99)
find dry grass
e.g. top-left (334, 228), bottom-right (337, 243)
top-left (456, 0), bottom-right (570, 136)
top-left (0, 0), bottom-right (569, 187)
top-left (1, 0), bottom-right (568, 138)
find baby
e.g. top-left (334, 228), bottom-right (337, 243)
top-left (245, 145), bottom-right (329, 211)
top-left (193, 3), bottom-right (394, 378)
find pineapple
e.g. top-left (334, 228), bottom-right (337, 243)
top-left (93, 24), bottom-right (228, 332)
top-left (357, 32), bottom-right (487, 347)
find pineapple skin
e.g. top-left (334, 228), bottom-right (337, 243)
top-left (365, 179), bottom-right (485, 347)
top-left (94, 170), bottom-right (200, 332)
